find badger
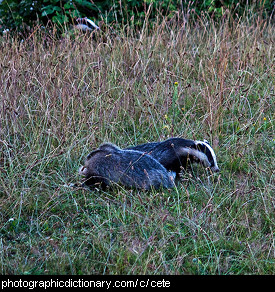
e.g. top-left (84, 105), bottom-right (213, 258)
top-left (126, 137), bottom-right (219, 176)
top-left (75, 17), bottom-right (100, 32)
top-left (79, 143), bottom-right (175, 190)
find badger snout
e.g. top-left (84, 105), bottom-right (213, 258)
top-left (211, 166), bottom-right (220, 173)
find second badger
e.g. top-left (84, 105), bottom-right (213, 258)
top-left (126, 137), bottom-right (219, 176)
top-left (79, 143), bottom-right (175, 190)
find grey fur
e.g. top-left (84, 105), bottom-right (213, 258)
top-left (79, 143), bottom-right (175, 190)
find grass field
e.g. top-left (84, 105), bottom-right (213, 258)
top-left (0, 11), bottom-right (274, 274)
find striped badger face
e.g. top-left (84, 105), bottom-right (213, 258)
top-left (75, 17), bottom-right (100, 31)
top-left (194, 140), bottom-right (220, 173)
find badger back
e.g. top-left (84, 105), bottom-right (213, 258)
top-left (119, 149), bottom-right (175, 189)
top-left (80, 144), bottom-right (175, 190)
top-left (127, 138), bottom-right (198, 173)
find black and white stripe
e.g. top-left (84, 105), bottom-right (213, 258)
top-left (191, 139), bottom-right (219, 172)
top-left (75, 17), bottom-right (99, 31)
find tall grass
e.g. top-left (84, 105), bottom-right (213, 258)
top-left (0, 11), bottom-right (274, 274)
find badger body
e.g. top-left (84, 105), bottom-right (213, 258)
top-left (126, 137), bottom-right (219, 175)
top-left (79, 143), bottom-right (175, 190)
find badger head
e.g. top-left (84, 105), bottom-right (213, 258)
top-left (79, 165), bottom-right (88, 176)
top-left (194, 140), bottom-right (220, 173)
top-left (75, 17), bottom-right (100, 31)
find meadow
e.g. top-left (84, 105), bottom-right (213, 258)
top-left (0, 11), bottom-right (274, 274)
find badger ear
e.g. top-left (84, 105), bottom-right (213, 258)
top-left (204, 139), bottom-right (210, 145)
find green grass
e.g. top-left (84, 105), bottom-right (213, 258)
top-left (0, 12), bottom-right (274, 274)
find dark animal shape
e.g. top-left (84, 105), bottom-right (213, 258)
top-left (126, 137), bottom-right (219, 175)
top-left (79, 143), bottom-right (175, 190)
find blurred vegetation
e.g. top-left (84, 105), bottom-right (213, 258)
top-left (0, 0), bottom-right (274, 33)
